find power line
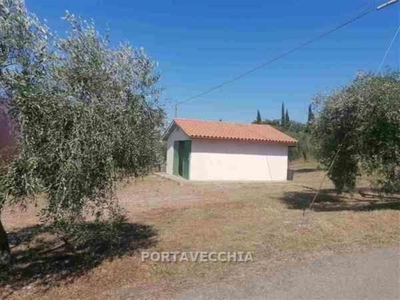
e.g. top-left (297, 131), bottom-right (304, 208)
top-left (303, 0), bottom-right (400, 217)
top-left (306, 8), bottom-right (400, 214)
top-left (175, 0), bottom-right (398, 113)
top-left (377, 24), bottom-right (400, 73)
top-left (176, 6), bottom-right (375, 107)
top-left (308, 19), bottom-right (400, 212)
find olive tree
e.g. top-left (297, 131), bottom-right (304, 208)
top-left (0, 0), bottom-right (164, 265)
top-left (312, 72), bottom-right (400, 193)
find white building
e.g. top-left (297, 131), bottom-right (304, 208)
top-left (163, 119), bottom-right (297, 181)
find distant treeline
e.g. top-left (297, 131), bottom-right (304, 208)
top-left (252, 103), bottom-right (315, 161)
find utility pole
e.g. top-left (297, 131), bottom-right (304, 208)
top-left (174, 103), bottom-right (178, 118)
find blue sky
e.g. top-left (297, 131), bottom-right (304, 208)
top-left (26, 0), bottom-right (399, 123)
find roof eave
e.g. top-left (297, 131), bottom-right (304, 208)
top-left (161, 120), bottom-right (177, 141)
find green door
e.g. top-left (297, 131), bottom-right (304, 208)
top-left (172, 140), bottom-right (191, 179)
top-left (173, 141), bottom-right (179, 176)
top-left (181, 140), bottom-right (191, 180)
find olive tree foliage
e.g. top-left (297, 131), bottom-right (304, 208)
top-left (0, 0), bottom-right (51, 264)
top-left (312, 72), bottom-right (400, 193)
top-left (0, 0), bottom-right (164, 264)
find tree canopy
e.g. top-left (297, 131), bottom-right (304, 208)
top-left (312, 72), bottom-right (400, 193)
top-left (251, 107), bottom-right (313, 162)
top-left (0, 0), bottom-right (164, 265)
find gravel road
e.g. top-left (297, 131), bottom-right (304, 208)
top-left (177, 249), bottom-right (400, 300)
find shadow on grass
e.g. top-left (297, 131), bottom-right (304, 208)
top-left (280, 190), bottom-right (400, 212)
top-left (293, 168), bottom-right (320, 174)
top-left (0, 222), bottom-right (157, 296)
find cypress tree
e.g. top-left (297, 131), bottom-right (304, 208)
top-left (307, 104), bottom-right (315, 123)
top-left (256, 110), bottom-right (262, 124)
top-left (281, 102), bottom-right (285, 128)
top-left (285, 109), bottom-right (290, 128)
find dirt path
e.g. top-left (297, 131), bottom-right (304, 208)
top-left (176, 248), bottom-right (400, 300)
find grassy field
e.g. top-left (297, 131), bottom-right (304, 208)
top-left (2, 161), bottom-right (400, 299)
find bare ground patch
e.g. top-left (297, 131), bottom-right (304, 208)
top-left (2, 163), bottom-right (400, 299)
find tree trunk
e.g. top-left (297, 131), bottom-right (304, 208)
top-left (0, 217), bottom-right (11, 266)
top-left (302, 151), bottom-right (308, 162)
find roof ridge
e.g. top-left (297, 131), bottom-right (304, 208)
top-left (174, 118), bottom-right (273, 128)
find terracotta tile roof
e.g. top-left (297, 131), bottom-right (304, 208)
top-left (173, 118), bottom-right (297, 145)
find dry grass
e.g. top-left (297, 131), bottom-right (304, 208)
top-left (2, 160), bottom-right (400, 299)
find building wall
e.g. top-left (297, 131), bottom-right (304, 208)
top-left (166, 126), bottom-right (190, 175)
top-left (190, 139), bottom-right (288, 181)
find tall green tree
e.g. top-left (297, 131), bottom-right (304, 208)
top-left (0, 1), bottom-right (164, 265)
top-left (307, 104), bottom-right (315, 123)
top-left (255, 109), bottom-right (262, 124)
top-left (312, 72), bottom-right (400, 193)
top-left (281, 102), bottom-right (285, 128)
top-left (306, 104), bottom-right (314, 133)
top-left (285, 109), bottom-right (290, 128)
